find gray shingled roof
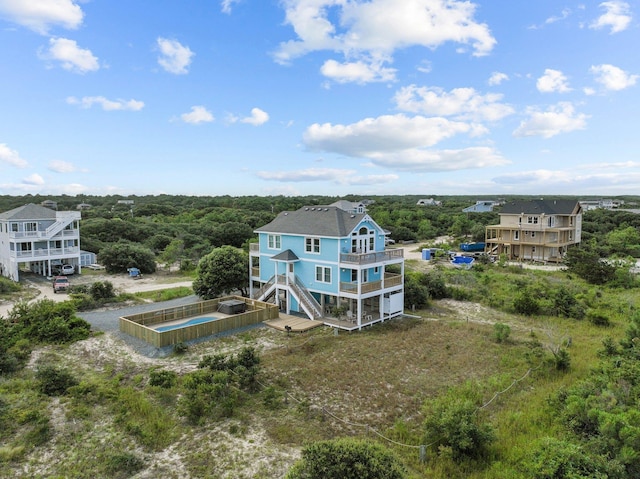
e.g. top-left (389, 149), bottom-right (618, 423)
top-left (271, 249), bottom-right (300, 261)
top-left (255, 205), bottom-right (367, 237)
top-left (499, 199), bottom-right (580, 215)
top-left (0, 203), bottom-right (57, 220)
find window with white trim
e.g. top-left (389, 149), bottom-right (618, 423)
top-left (25, 222), bottom-right (37, 232)
top-left (267, 234), bottom-right (281, 249)
top-left (527, 216), bottom-right (539, 224)
top-left (315, 266), bottom-right (331, 283)
top-left (305, 237), bottom-right (320, 254)
top-left (514, 230), bottom-right (520, 240)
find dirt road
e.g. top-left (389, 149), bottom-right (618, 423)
top-left (0, 272), bottom-right (193, 318)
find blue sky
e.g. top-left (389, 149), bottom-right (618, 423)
top-left (0, 1), bottom-right (638, 197)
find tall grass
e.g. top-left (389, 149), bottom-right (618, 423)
top-left (134, 286), bottom-right (193, 302)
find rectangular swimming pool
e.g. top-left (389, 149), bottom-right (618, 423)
top-left (155, 316), bottom-right (218, 332)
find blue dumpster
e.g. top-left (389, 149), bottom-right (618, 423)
top-left (422, 248), bottom-right (431, 260)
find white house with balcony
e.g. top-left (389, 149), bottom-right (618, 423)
top-left (0, 203), bottom-right (82, 281)
top-left (250, 204), bottom-right (405, 331)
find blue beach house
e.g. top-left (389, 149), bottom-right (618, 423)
top-left (250, 203), bottom-right (405, 330)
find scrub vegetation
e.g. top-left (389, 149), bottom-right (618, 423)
top-left (1, 194), bottom-right (639, 477)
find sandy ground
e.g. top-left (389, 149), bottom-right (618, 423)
top-left (0, 271), bottom-right (193, 318)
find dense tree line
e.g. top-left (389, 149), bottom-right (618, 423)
top-left (1, 195), bottom-right (638, 274)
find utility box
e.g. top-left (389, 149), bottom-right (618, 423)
top-left (218, 299), bottom-right (247, 315)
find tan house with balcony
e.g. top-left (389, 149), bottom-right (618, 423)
top-left (0, 203), bottom-right (82, 281)
top-left (485, 199), bottom-right (582, 263)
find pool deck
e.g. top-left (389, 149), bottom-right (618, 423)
top-left (148, 312), bottom-right (323, 334)
top-left (264, 314), bottom-right (324, 332)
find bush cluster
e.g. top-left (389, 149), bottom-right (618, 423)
top-left (0, 299), bottom-right (90, 375)
top-left (179, 346), bottom-right (261, 424)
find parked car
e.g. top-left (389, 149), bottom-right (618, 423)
top-left (53, 264), bottom-right (75, 275)
top-left (52, 276), bottom-right (70, 293)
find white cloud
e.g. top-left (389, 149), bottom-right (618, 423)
top-left (304, 114), bottom-right (473, 157)
top-left (302, 114), bottom-right (508, 171)
top-left (529, 7), bottom-right (571, 29)
top-left (488, 72), bottom-right (509, 86)
top-left (366, 146), bottom-right (509, 171)
top-left (513, 102), bottom-right (588, 139)
top-left (241, 107), bottom-right (270, 126)
top-left (536, 69), bottom-right (571, 93)
top-left (257, 168), bottom-right (356, 182)
top-left (545, 7), bottom-right (571, 25)
top-left (492, 165), bottom-right (640, 192)
top-left (394, 85), bottom-right (514, 122)
top-left (257, 167), bottom-right (399, 186)
top-left (42, 37), bottom-right (99, 73)
top-left (221, 0), bottom-right (241, 14)
top-left (0, 143), bottom-right (29, 168)
top-left (23, 173), bottom-right (45, 185)
top-left (590, 64), bottom-right (638, 91)
top-left (157, 37), bottom-right (194, 74)
top-left (590, 1), bottom-right (632, 34)
top-left (345, 173), bottom-right (400, 185)
top-left (180, 106), bottom-right (214, 124)
top-left (274, 0), bottom-right (496, 84)
top-left (0, 0), bottom-right (83, 34)
top-left (48, 160), bottom-right (84, 173)
top-left (320, 58), bottom-right (397, 84)
top-left (66, 96), bottom-right (144, 111)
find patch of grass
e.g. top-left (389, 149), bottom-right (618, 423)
top-left (134, 286), bottom-right (193, 302)
top-left (112, 385), bottom-right (179, 450)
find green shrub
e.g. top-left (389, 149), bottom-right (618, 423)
top-left (493, 323), bottom-right (511, 343)
top-left (551, 348), bottom-right (571, 371)
top-left (262, 386), bottom-right (283, 410)
top-left (104, 452), bottom-right (145, 476)
top-left (424, 396), bottom-right (494, 460)
top-left (8, 299), bottom-right (91, 344)
top-left (89, 281), bottom-right (116, 300)
top-left (70, 292), bottom-right (98, 311)
top-left (173, 341), bottom-right (188, 355)
top-left (36, 365), bottom-right (78, 396)
top-left (587, 310), bottom-right (610, 327)
top-left (513, 291), bottom-right (540, 316)
top-left (522, 437), bottom-right (624, 478)
top-left (0, 277), bottom-right (21, 294)
top-left (403, 273), bottom-right (430, 309)
top-left (149, 370), bottom-right (177, 389)
top-left (285, 438), bottom-right (407, 479)
top-left (98, 241), bottom-right (157, 274)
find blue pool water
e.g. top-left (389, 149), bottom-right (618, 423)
top-left (156, 316), bottom-right (218, 332)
